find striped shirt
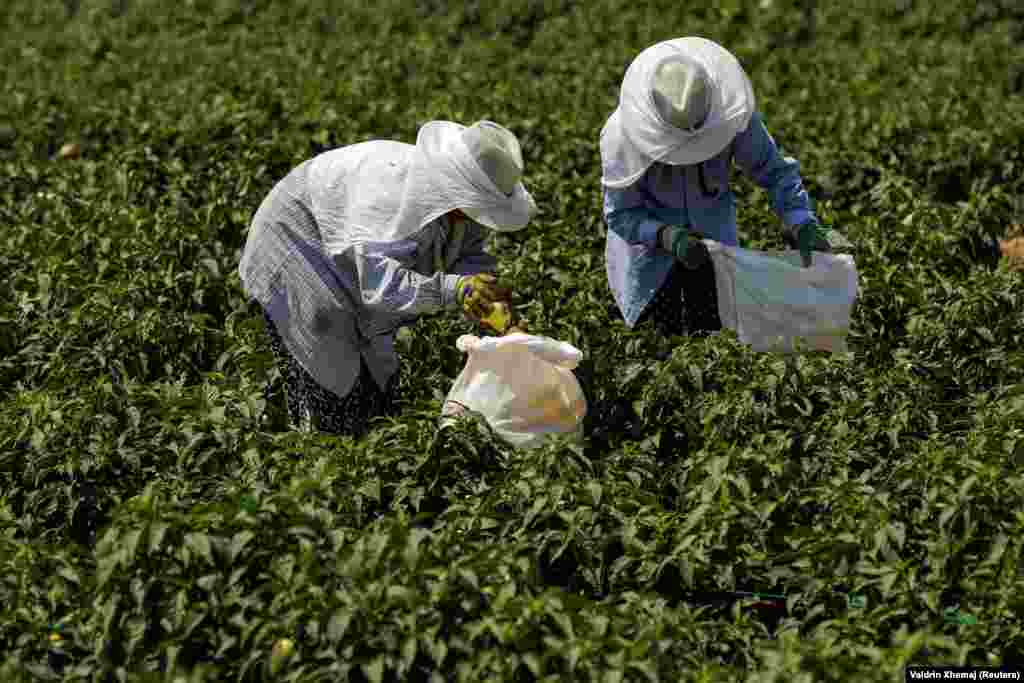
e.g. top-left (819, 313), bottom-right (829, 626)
top-left (239, 159), bottom-right (497, 399)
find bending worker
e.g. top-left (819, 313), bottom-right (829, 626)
top-left (600, 36), bottom-right (852, 337)
top-left (239, 120), bottom-right (535, 436)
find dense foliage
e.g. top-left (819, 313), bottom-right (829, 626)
top-left (2, 0), bottom-right (1024, 680)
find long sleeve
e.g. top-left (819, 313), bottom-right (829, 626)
top-left (603, 185), bottom-right (676, 248)
top-left (339, 242), bottom-right (463, 317)
top-left (732, 112), bottom-right (817, 227)
top-left (450, 220), bottom-right (499, 276)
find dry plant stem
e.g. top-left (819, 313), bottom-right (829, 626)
top-left (999, 237), bottom-right (1024, 271)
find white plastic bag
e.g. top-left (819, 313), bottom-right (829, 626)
top-left (441, 333), bottom-right (588, 449)
top-left (703, 241), bottom-right (860, 353)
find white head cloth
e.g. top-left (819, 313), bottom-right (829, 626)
top-left (309, 120), bottom-right (538, 255)
top-left (600, 37), bottom-right (756, 189)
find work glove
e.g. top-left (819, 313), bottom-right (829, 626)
top-left (783, 220), bottom-right (853, 267)
top-left (658, 224), bottom-right (710, 269)
top-left (456, 273), bottom-right (513, 333)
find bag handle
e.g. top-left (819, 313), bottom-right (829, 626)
top-left (455, 335), bottom-right (482, 353)
top-left (520, 337), bottom-right (583, 369)
top-left (454, 334), bottom-right (583, 369)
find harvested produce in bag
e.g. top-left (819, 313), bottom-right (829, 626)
top-left (441, 332), bottom-right (587, 448)
top-left (481, 301), bottom-right (512, 334)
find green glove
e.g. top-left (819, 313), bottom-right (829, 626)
top-left (658, 224), bottom-right (709, 269)
top-left (784, 221), bottom-right (852, 267)
top-left (659, 224), bottom-right (689, 261)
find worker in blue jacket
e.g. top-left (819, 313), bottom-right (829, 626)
top-left (600, 36), bottom-right (851, 337)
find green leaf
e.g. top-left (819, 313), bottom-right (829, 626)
top-left (56, 567), bottom-right (80, 585)
top-left (429, 638), bottom-right (448, 666)
top-left (627, 660), bottom-right (659, 682)
top-left (457, 568), bottom-right (479, 591)
top-left (207, 405), bottom-right (227, 423)
top-left (887, 522), bottom-right (906, 550)
top-left (359, 478), bottom-right (382, 503)
top-left (37, 272), bottom-right (52, 308)
top-left (185, 533), bottom-right (214, 566)
top-left (148, 522), bottom-right (169, 554)
top-left (983, 533), bottom-right (1008, 567)
top-left (229, 530), bottom-right (256, 564)
top-left (617, 362), bottom-right (646, 387)
top-left (327, 610), bottom-right (351, 643)
top-left (603, 668), bottom-right (624, 683)
top-left (522, 653), bottom-right (542, 677)
top-left (401, 636), bottom-right (417, 671)
top-left (957, 475), bottom-right (978, 499)
top-left (239, 495), bottom-right (259, 514)
top-left (363, 657), bottom-right (384, 683)
top-left (938, 505), bottom-right (957, 530)
top-left (523, 496), bottom-right (549, 529)
top-left (116, 526), bottom-right (142, 563)
top-left (679, 503), bottom-right (709, 536)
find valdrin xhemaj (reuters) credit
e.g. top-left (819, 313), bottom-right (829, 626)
top-left (906, 667), bottom-right (1023, 681)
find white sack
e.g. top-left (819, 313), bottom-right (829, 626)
top-left (704, 241), bottom-right (860, 353)
top-left (441, 333), bottom-right (588, 449)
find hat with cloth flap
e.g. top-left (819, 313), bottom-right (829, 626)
top-left (600, 37), bottom-right (757, 189)
top-left (417, 119), bottom-right (537, 231)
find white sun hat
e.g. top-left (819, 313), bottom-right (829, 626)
top-left (309, 120), bottom-right (538, 255)
top-left (600, 37), bottom-right (757, 189)
top-left (419, 119), bottom-right (538, 232)
top-left (461, 121), bottom-right (524, 196)
top-left (653, 60), bottom-right (711, 131)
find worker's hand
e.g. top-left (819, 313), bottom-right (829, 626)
top-left (784, 221), bottom-right (851, 267)
top-left (456, 273), bottom-right (513, 332)
top-left (659, 224), bottom-right (689, 261)
top-left (457, 273), bottom-right (511, 309)
top-left (659, 224), bottom-right (709, 269)
top-left (789, 220), bottom-right (829, 267)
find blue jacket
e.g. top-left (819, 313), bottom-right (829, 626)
top-left (603, 111), bottom-right (818, 327)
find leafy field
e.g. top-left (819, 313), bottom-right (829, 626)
top-left (3, 0), bottom-right (1024, 680)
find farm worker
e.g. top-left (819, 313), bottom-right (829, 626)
top-left (239, 120), bottom-right (536, 436)
top-left (600, 37), bottom-right (852, 337)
